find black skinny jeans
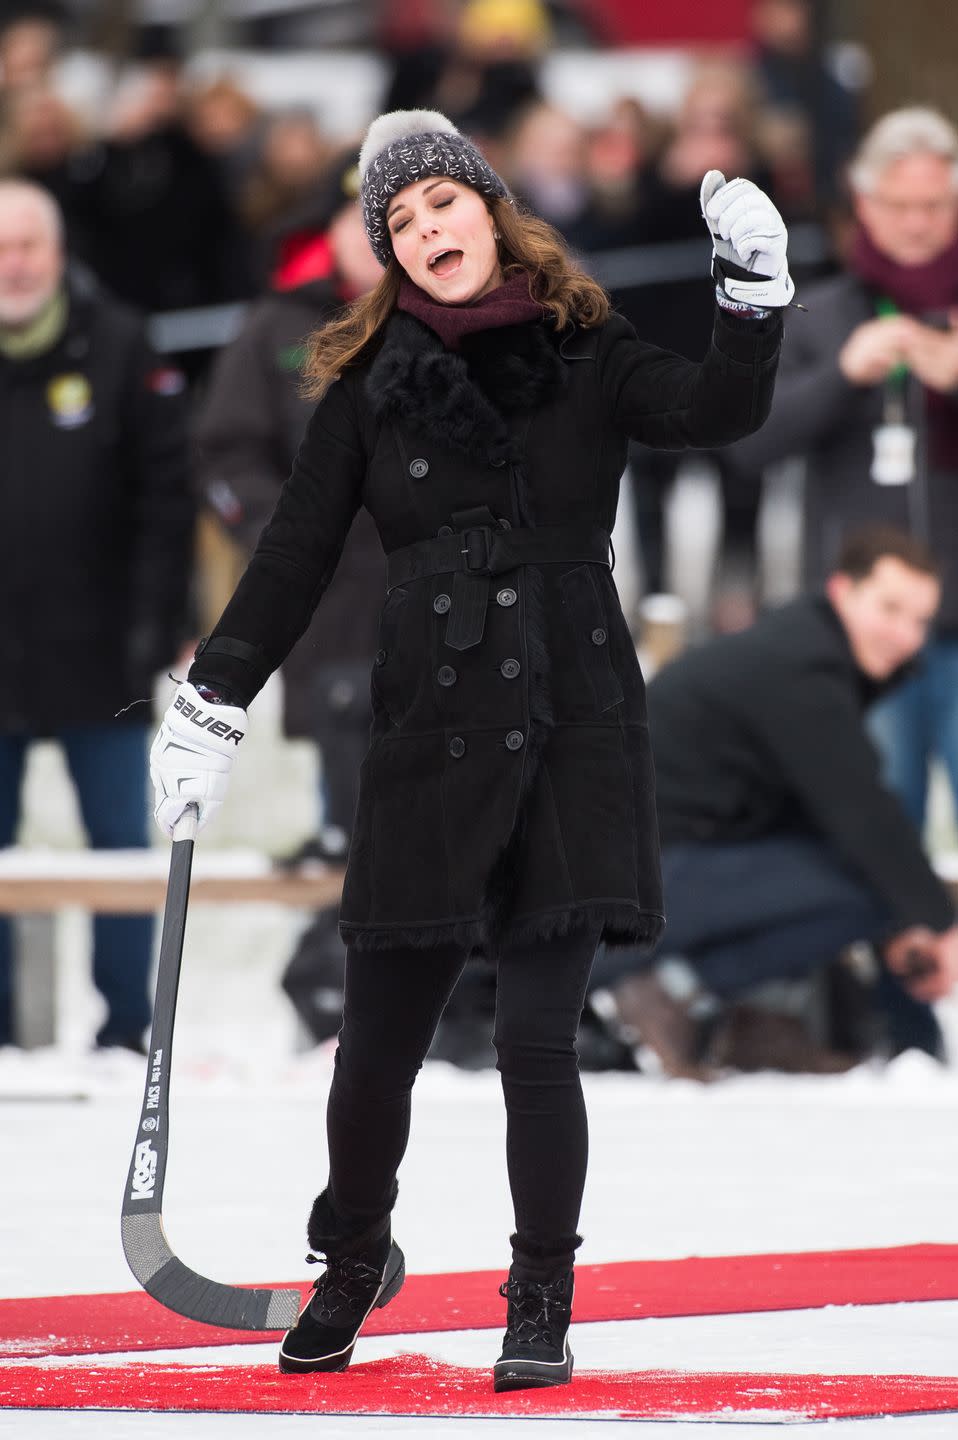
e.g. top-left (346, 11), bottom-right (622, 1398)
top-left (325, 925), bottom-right (601, 1267)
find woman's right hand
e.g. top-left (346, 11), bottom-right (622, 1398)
top-left (149, 682), bottom-right (247, 837)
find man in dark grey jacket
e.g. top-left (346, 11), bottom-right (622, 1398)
top-left (606, 527), bottom-right (957, 1076)
top-left (727, 107), bottom-right (958, 834)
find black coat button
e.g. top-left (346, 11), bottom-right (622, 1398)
top-left (438, 665), bottom-right (457, 687)
top-left (409, 458), bottom-right (429, 478)
top-left (496, 587), bottom-right (517, 607)
top-left (375, 649), bottom-right (387, 665)
top-left (500, 658), bottom-right (520, 680)
top-left (449, 736), bottom-right (466, 758)
top-left (438, 525), bottom-right (453, 537)
top-left (505, 730), bottom-right (524, 750)
top-left (591, 628), bottom-right (608, 645)
top-left (433, 593), bottom-right (451, 614)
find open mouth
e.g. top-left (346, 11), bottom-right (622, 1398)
top-left (428, 249), bottom-right (463, 277)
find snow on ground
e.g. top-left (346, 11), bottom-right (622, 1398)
top-left (13, 1418), bottom-right (956, 1440)
top-left (3, 1045), bottom-right (958, 1438)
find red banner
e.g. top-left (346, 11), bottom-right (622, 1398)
top-left (589, 0), bottom-right (752, 46)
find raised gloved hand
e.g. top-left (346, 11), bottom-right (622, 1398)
top-left (700, 170), bottom-right (794, 309)
top-left (149, 681), bottom-right (247, 837)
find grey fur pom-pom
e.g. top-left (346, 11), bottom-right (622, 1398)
top-left (359, 109), bottom-right (461, 178)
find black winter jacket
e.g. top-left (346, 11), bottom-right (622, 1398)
top-left (190, 301), bottom-right (782, 952)
top-left (196, 278), bottom-right (385, 738)
top-left (648, 595), bottom-right (954, 931)
top-left (0, 271), bottom-right (194, 734)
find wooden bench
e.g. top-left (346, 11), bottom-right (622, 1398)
top-left (0, 848), bottom-right (345, 1048)
top-left (4, 847), bottom-right (956, 1052)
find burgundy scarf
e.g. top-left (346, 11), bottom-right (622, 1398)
top-left (397, 271), bottom-right (545, 351)
top-left (849, 225), bottom-right (958, 314)
top-left (849, 225), bottom-right (958, 473)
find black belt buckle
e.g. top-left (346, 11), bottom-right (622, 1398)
top-left (460, 526), bottom-right (494, 574)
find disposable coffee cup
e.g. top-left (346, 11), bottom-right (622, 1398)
top-left (638, 593), bottom-right (688, 671)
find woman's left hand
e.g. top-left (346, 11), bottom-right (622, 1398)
top-left (700, 170), bottom-right (795, 309)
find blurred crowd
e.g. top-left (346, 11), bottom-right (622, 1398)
top-left (3, 0), bottom-right (958, 1078)
top-left (0, 1), bottom-right (857, 327)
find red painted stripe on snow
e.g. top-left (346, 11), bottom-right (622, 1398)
top-left (4, 1244), bottom-right (958, 1360)
top-left (4, 1356), bottom-right (958, 1420)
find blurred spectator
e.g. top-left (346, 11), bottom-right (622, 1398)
top-left (598, 527), bottom-right (956, 1078)
top-left (750, 0), bottom-right (860, 213)
top-left (0, 5), bottom-right (63, 93)
top-left (0, 179), bottom-right (193, 1052)
top-left (563, 97), bottom-right (654, 252)
top-left (643, 60), bottom-right (769, 241)
top-left (379, 0), bottom-right (543, 144)
top-left (182, 74), bottom-right (268, 205)
top-left (624, 62), bottom-right (775, 627)
top-left (196, 152), bottom-right (385, 1045)
top-left (241, 107), bottom-right (331, 277)
top-left (726, 107), bottom-right (958, 833)
top-left (0, 85), bottom-right (99, 259)
top-left (443, 0), bottom-right (545, 139)
top-left (505, 101), bottom-right (588, 234)
top-left (376, 0), bottom-right (458, 113)
top-left (76, 28), bottom-right (252, 315)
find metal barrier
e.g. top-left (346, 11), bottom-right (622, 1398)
top-left (145, 225), bottom-right (831, 354)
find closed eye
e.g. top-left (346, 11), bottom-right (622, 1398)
top-left (389, 194), bottom-right (454, 236)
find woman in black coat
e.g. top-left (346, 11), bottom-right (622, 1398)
top-left (150, 109), bottom-right (792, 1391)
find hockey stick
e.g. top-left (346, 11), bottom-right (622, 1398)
top-left (121, 803), bottom-right (300, 1330)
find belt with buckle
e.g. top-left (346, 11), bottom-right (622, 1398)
top-left (386, 520), bottom-right (611, 650)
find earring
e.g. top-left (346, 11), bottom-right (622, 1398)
top-left (493, 230), bottom-right (500, 240)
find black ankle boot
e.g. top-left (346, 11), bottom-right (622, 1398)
top-left (493, 1268), bottom-right (575, 1392)
top-left (279, 1193), bottom-right (405, 1374)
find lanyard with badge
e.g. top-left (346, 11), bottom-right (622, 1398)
top-left (870, 296), bottom-right (917, 485)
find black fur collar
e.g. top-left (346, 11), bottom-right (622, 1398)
top-left (365, 312), bottom-right (565, 466)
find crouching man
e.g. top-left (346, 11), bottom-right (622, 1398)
top-left (606, 526), bottom-right (957, 1075)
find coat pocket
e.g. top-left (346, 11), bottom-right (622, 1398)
top-left (558, 564), bottom-right (624, 713)
top-left (371, 587), bottom-right (411, 726)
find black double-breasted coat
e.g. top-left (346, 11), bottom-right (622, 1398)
top-left (190, 301), bottom-right (782, 953)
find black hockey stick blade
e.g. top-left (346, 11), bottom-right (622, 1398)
top-left (121, 803), bottom-right (300, 1331)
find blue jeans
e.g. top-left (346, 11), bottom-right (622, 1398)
top-left (0, 725), bottom-right (154, 1047)
top-left (867, 638), bottom-right (958, 831)
top-left (593, 833), bottom-right (940, 1057)
top-left (654, 836), bottom-right (891, 996)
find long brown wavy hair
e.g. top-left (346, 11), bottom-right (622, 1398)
top-left (301, 194), bottom-right (610, 401)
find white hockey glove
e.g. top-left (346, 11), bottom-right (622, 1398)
top-left (700, 170), bottom-right (794, 309)
top-left (149, 681), bottom-right (247, 838)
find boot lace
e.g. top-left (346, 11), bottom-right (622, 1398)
top-left (305, 1252), bottom-right (382, 1324)
top-left (498, 1274), bottom-right (571, 1348)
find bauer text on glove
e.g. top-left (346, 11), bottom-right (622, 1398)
top-left (149, 681), bottom-right (247, 837)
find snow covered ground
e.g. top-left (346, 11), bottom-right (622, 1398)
top-left (3, 1041), bottom-right (958, 1437)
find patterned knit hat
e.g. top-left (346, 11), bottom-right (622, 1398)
top-left (358, 109), bottom-right (509, 267)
